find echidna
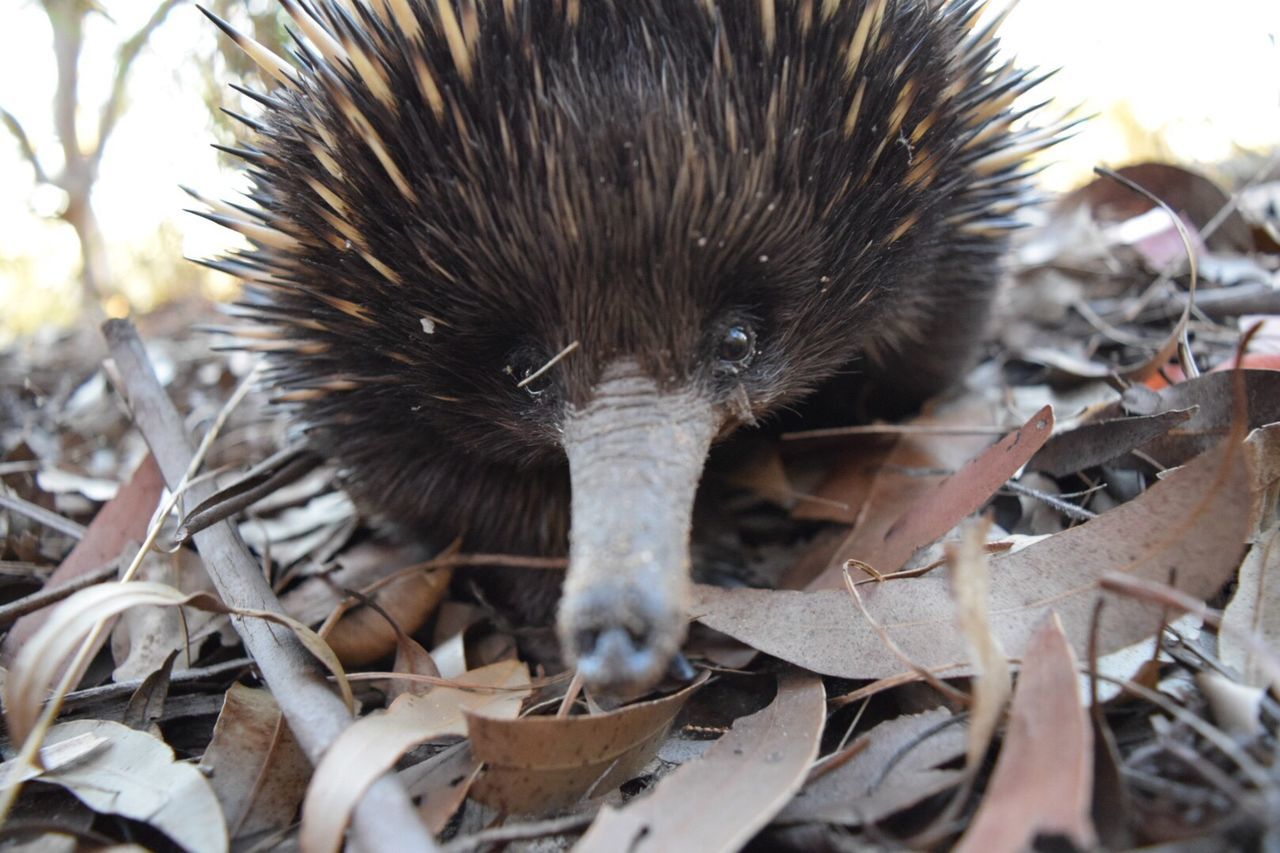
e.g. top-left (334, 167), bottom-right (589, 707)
top-left (197, 0), bottom-right (1057, 693)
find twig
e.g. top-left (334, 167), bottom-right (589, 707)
top-left (100, 320), bottom-right (436, 852)
top-left (61, 657), bottom-right (254, 707)
top-left (0, 560), bottom-right (118, 627)
top-left (0, 492), bottom-right (87, 540)
top-left (441, 812), bottom-right (597, 853)
top-left (1002, 479), bottom-right (1098, 522)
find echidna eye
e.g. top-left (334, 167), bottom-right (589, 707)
top-left (520, 365), bottom-right (552, 397)
top-left (717, 325), bottom-right (755, 366)
top-left (506, 353), bottom-right (553, 398)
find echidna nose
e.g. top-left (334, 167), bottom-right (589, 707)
top-left (574, 625), bottom-right (659, 688)
top-left (566, 588), bottom-right (667, 690)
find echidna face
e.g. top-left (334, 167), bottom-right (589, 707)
top-left (205, 0), bottom-right (1051, 692)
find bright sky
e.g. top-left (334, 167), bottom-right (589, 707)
top-left (1, 0), bottom-right (1278, 341)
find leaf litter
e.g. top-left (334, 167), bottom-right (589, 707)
top-left (1, 160), bottom-right (1279, 851)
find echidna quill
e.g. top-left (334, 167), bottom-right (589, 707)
top-left (196, 0), bottom-right (1059, 693)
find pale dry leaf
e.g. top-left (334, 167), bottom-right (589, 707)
top-left (1221, 526), bottom-right (1280, 691)
top-left (111, 546), bottom-right (216, 681)
top-left (200, 684), bottom-right (311, 842)
top-left (778, 706), bottom-right (965, 825)
top-left (4, 581), bottom-right (199, 744)
top-left (956, 613), bottom-right (1095, 853)
top-left (300, 659), bottom-right (530, 853)
top-left (0, 733), bottom-right (109, 786)
top-left (693, 436), bottom-right (1256, 680)
top-left (401, 742), bottom-right (482, 834)
top-left (576, 671), bottom-right (824, 853)
top-left (1197, 672), bottom-right (1265, 738)
top-left (947, 518), bottom-right (1010, 770)
top-left (33, 719), bottom-right (229, 853)
top-left (466, 673), bottom-right (708, 815)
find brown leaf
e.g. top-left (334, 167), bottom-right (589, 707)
top-left (693, 436), bottom-right (1255, 680)
top-left (401, 742), bottom-right (481, 834)
top-left (322, 567), bottom-right (453, 667)
top-left (779, 707), bottom-right (965, 825)
top-left (466, 673), bottom-right (708, 815)
top-left (0, 454), bottom-right (164, 667)
top-left (956, 613), bottom-right (1095, 853)
top-left (575, 671), bottom-right (824, 853)
top-left (201, 684), bottom-right (311, 842)
top-left (814, 406), bottom-right (1053, 587)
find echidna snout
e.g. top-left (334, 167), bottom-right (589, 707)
top-left (558, 361), bottom-right (720, 691)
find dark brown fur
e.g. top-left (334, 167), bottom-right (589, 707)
top-left (201, 0), bottom-right (1055, 615)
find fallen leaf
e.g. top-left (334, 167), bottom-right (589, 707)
top-left (111, 546), bottom-right (216, 681)
top-left (20, 719), bottom-right (228, 853)
top-left (322, 567), bottom-right (453, 667)
top-left (466, 673), bottom-right (708, 815)
top-left (1028, 409), bottom-right (1194, 477)
top-left (401, 742), bottom-right (482, 834)
top-left (576, 671), bottom-right (824, 853)
top-left (694, 436), bottom-right (1255, 680)
top-left (300, 659), bottom-right (530, 853)
top-left (778, 707), bottom-right (966, 825)
top-left (201, 684), bottom-right (311, 842)
top-left (815, 406), bottom-right (1054, 587)
top-left (1197, 672), bottom-right (1264, 738)
top-left (1219, 525), bottom-right (1280, 689)
top-left (0, 733), bottom-right (109, 785)
top-left (956, 613), bottom-right (1095, 853)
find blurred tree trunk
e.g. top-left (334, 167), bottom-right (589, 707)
top-left (1, 0), bottom-right (186, 321)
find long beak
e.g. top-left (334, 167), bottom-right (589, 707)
top-left (557, 360), bottom-right (719, 693)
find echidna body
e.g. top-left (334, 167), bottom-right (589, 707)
top-left (201, 0), bottom-right (1055, 692)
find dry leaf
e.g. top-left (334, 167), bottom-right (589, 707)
top-left (401, 742), bottom-right (482, 834)
top-left (466, 673), bottom-right (708, 815)
top-left (779, 707), bottom-right (966, 825)
top-left (1028, 409), bottom-right (1194, 477)
top-left (1197, 672), bottom-right (1264, 738)
top-left (956, 613), bottom-right (1095, 853)
top-left (200, 684), bottom-right (311, 842)
top-left (300, 659), bottom-right (530, 853)
top-left (1220, 526), bottom-right (1280, 689)
top-left (1, 455), bottom-right (164, 667)
top-left (576, 671), bottom-right (824, 853)
top-left (948, 518), bottom-right (1010, 770)
top-left (21, 719), bottom-right (228, 853)
top-left (694, 436), bottom-right (1255, 680)
top-left (816, 405), bottom-right (1053, 587)
top-left (111, 546), bottom-right (216, 681)
top-left (323, 567), bottom-right (452, 666)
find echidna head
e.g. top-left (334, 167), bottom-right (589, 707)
top-left (204, 0), bottom-right (1050, 692)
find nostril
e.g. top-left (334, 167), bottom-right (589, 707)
top-left (575, 627), bottom-right (602, 658)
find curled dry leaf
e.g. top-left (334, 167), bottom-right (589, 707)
top-left (322, 567), bottom-right (453, 667)
top-left (111, 545), bottom-right (216, 681)
top-left (693, 435), bottom-right (1256, 681)
top-left (200, 684), bottom-right (311, 843)
top-left (4, 580), bottom-right (355, 747)
top-left (300, 659), bottom-right (530, 853)
top-left (14, 719), bottom-right (229, 853)
top-left (466, 672), bottom-right (709, 816)
top-left (815, 405), bottom-right (1054, 588)
top-left (576, 671), bottom-right (824, 853)
top-left (956, 613), bottom-right (1095, 853)
top-left (779, 706), bottom-right (966, 825)
top-left (0, 454), bottom-right (164, 668)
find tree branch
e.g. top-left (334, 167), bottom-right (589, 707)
top-left (0, 108), bottom-right (51, 185)
top-left (93, 0), bottom-right (189, 166)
